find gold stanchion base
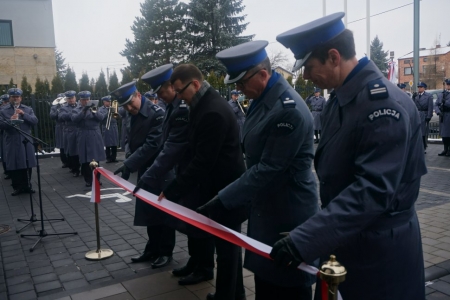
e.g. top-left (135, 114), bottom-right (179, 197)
top-left (85, 249), bottom-right (114, 260)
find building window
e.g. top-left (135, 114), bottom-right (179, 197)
top-left (423, 57), bottom-right (428, 62)
top-left (404, 67), bottom-right (412, 75)
top-left (0, 20), bottom-right (13, 46)
top-left (404, 60), bottom-right (410, 64)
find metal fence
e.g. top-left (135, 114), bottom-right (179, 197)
top-left (19, 94), bottom-right (443, 153)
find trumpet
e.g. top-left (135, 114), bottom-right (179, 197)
top-left (52, 97), bottom-right (67, 106)
top-left (105, 100), bottom-right (119, 130)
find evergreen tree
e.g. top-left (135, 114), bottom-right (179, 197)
top-left (185, 0), bottom-right (253, 74)
top-left (370, 35), bottom-right (389, 77)
top-left (51, 74), bottom-right (64, 95)
top-left (20, 76), bottom-right (32, 98)
top-left (79, 73), bottom-right (92, 92)
top-left (206, 70), bottom-right (225, 90)
top-left (108, 71), bottom-right (120, 92)
top-left (89, 78), bottom-right (96, 94)
top-left (294, 75), bottom-right (314, 100)
top-left (121, 68), bottom-right (134, 85)
top-left (64, 67), bottom-right (79, 92)
top-left (43, 78), bottom-right (50, 96)
top-left (95, 70), bottom-right (108, 96)
top-left (8, 78), bottom-right (16, 89)
top-left (55, 48), bottom-right (68, 79)
top-left (35, 76), bottom-right (47, 98)
top-left (121, 0), bottom-right (187, 77)
top-left (286, 75), bottom-right (293, 87)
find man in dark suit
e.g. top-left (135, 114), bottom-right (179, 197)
top-left (412, 82), bottom-right (433, 153)
top-left (159, 64), bottom-right (247, 299)
top-left (111, 81), bottom-right (168, 267)
top-left (199, 41), bottom-right (318, 299)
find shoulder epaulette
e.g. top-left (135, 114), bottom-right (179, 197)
top-left (367, 79), bottom-right (389, 100)
top-left (179, 100), bottom-right (187, 109)
top-left (280, 91), bottom-right (296, 108)
top-left (151, 104), bottom-right (162, 111)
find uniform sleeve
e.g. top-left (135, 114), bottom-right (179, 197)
top-left (58, 107), bottom-right (69, 121)
top-left (164, 111), bottom-right (228, 197)
top-left (427, 94), bottom-right (434, 119)
top-left (435, 94), bottom-right (442, 115)
top-left (219, 108), bottom-right (310, 209)
top-left (49, 106), bottom-right (58, 120)
top-left (140, 110), bottom-right (189, 187)
top-left (94, 108), bottom-right (106, 121)
top-left (290, 111), bottom-right (410, 263)
top-left (22, 108), bottom-right (38, 125)
top-left (124, 111), bottom-right (164, 172)
top-left (71, 108), bottom-right (84, 123)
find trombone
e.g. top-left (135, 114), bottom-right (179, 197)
top-left (106, 100), bottom-right (119, 130)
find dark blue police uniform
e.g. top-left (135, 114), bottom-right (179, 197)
top-left (59, 91), bottom-right (80, 176)
top-left (49, 94), bottom-right (68, 167)
top-left (276, 12), bottom-right (427, 300)
top-left (98, 96), bottom-right (119, 163)
top-left (435, 79), bottom-right (450, 155)
top-left (412, 82), bottom-right (433, 151)
top-left (0, 94), bottom-right (10, 178)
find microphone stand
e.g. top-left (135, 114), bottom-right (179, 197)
top-left (0, 118), bottom-right (77, 251)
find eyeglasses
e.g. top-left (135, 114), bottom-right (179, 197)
top-left (235, 69), bottom-right (263, 88)
top-left (175, 81), bottom-right (193, 95)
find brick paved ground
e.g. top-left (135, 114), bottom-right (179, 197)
top-left (0, 143), bottom-right (449, 300)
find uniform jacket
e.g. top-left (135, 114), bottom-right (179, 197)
top-left (412, 91), bottom-right (433, 136)
top-left (164, 86), bottom-right (246, 214)
top-left (435, 90), bottom-right (450, 137)
top-left (58, 103), bottom-right (79, 156)
top-left (305, 95), bottom-right (326, 130)
top-left (118, 107), bottom-right (127, 149)
top-left (98, 105), bottom-right (119, 147)
top-left (49, 104), bottom-right (65, 149)
top-left (228, 99), bottom-right (246, 140)
top-left (0, 103), bottom-right (38, 170)
top-left (71, 105), bottom-right (106, 164)
top-left (290, 60), bottom-right (427, 300)
top-left (219, 74), bottom-right (318, 287)
top-left (121, 98), bottom-right (164, 227)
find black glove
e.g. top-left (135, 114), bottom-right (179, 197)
top-left (125, 152), bottom-right (131, 159)
top-left (113, 164), bottom-right (130, 180)
top-left (82, 105), bottom-right (90, 112)
top-left (425, 118), bottom-right (431, 122)
top-left (196, 195), bottom-right (226, 216)
top-left (133, 179), bottom-right (144, 195)
top-left (270, 235), bottom-right (303, 269)
top-left (412, 92), bottom-right (418, 98)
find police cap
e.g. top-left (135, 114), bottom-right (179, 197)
top-left (276, 12), bottom-right (346, 71)
top-left (8, 88), bottom-right (23, 96)
top-left (144, 91), bottom-right (157, 99)
top-left (231, 90), bottom-right (239, 95)
top-left (216, 40), bottom-right (269, 84)
top-left (78, 91), bottom-right (91, 99)
top-left (110, 81), bottom-right (137, 107)
top-left (444, 79), bottom-right (450, 85)
top-left (101, 95), bottom-right (111, 102)
top-left (141, 64), bottom-right (173, 93)
top-left (417, 82), bottom-right (427, 88)
top-left (397, 83), bottom-right (406, 89)
top-left (314, 88), bottom-right (321, 93)
top-left (65, 90), bottom-right (76, 98)
top-left (0, 94), bottom-right (9, 102)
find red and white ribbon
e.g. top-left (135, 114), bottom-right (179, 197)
top-left (90, 167), bottom-right (342, 300)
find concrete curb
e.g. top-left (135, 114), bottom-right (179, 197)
top-left (425, 259), bottom-right (450, 281)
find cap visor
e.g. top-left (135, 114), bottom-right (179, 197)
top-left (291, 52), bottom-right (312, 72)
top-left (224, 71), bottom-right (247, 84)
top-left (118, 94), bottom-right (134, 107)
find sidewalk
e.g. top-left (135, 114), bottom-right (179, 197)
top-left (0, 143), bottom-right (449, 300)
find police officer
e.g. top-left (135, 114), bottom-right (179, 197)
top-left (110, 82), bottom-right (166, 266)
top-left (413, 82), bottom-right (433, 153)
top-left (272, 12), bottom-right (427, 300)
top-left (198, 41), bottom-right (318, 299)
top-left (132, 64), bottom-right (190, 269)
top-left (144, 90), bottom-right (167, 111)
top-left (50, 93), bottom-right (68, 168)
top-left (0, 88), bottom-right (38, 196)
top-left (397, 83), bottom-right (412, 97)
top-left (0, 94), bottom-right (10, 179)
top-left (305, 87), bottom-right (326, 143)
top-left (435, 79), bottom-right (450, 156)
top-left (99, 96), bottom-right (119, 163)
top-left (118, 106), bottom-right (128, 150)
top-left (71, 91), bottom-right (106, 186)
top-left (228, 90), bottom-right (246, 140)
top-left (59, 91), bottom-right (81, 177)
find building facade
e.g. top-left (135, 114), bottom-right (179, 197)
top-left (398, 45), bottom-right (450, 90)
top-left (0, 0), bottom-right (56, 93)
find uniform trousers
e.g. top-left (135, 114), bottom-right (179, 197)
top-left (60, 148), bottom-right (68, 165)
top-left (254, 275), bottom-right (312, 300)
top-left (67, 155), bottom-right (80, 174)
top-left (442, 137), bottom-right (450, 153)
top-left (186, 236), bottom-right (215, 277)
top-left (2, 161), bottom-right (7, 175)
top-left (105, 146), bottom-right (117, 162)
top-left (10, 168), bottom-right (32, 191)
top-left (143, 225), bottom-right (175, 257)
top-left (81, 162), bottom-right (99, 184)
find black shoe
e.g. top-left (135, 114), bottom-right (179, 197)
top-left (438, 151), bottom-right (447, 156)
top-left (11, 189), bottom-right (23, 196)
top-left (207, 293), bottom-right (246, 300)
top-left (178, 272), bottom-right (213, 285)
top-left (85, 182), bottom-right (92, 187)
top-left (151, 256), bottom-right (172, 268)
top-left (130, 252), bottom-right (158, 263)
top-left (172, 264), bottom-right (196, 277)
top-left (73, 172), bottom-right (80, 177)
top-left (314, 139), bottom-right (319, 144)
top-left (4, 174), bottom-right (11, 180)
top-left (446, 151), bottom-right (450, 157)
top-left (24, 187), bottom-right (35, 194)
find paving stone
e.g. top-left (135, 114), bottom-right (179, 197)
top-left (8, 281), bottom-right (34, 295)
top-left (59, 271), bottom-right (85, 282)
top-left (122, 272), bottom-right (182, 299)
top-left (32, 272), bottom-right (58, 284)
top-left (109, 268), bottom-right (136, 279)
top-left (80, 263), bottom-right (104, 274)
top-left (54, 264), bottom-right (79, 275)
top-left (4, 260), bottom-right (27, 270)
top-left (105, 262), bottom-right (129, 272)
top-left (97, 292), bottom-right (135, 300)
top-left (35, 280), bottom-right (62, 294)
top-left (116, 249), bottom-right (138, 258)
top-left (28, 259), bottom-right (52, 269)
top-left (85, 270), bottom-right (110, 281)
top-left (62, 278), bottom-right (89, 290)
top-left (6, 267), bottom-right (30, 277)
top-left (71, 283), bottom-right (127, 300)
top-left (9, 290), bottom-right (36, 300)
top-left (50, 252), bottom-right (71, 261)
top-left (52, 258), bottom-right (75, 268)
top-left (429, 281), bottom-right (450, 296)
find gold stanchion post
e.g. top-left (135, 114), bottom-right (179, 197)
top-left (319, 255), bottom-right (347, 300)
top-left (85, 160), bottom-right (114, 260)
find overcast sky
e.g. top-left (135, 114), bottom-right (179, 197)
top-left (52, 0), bottom-right (449, 82)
